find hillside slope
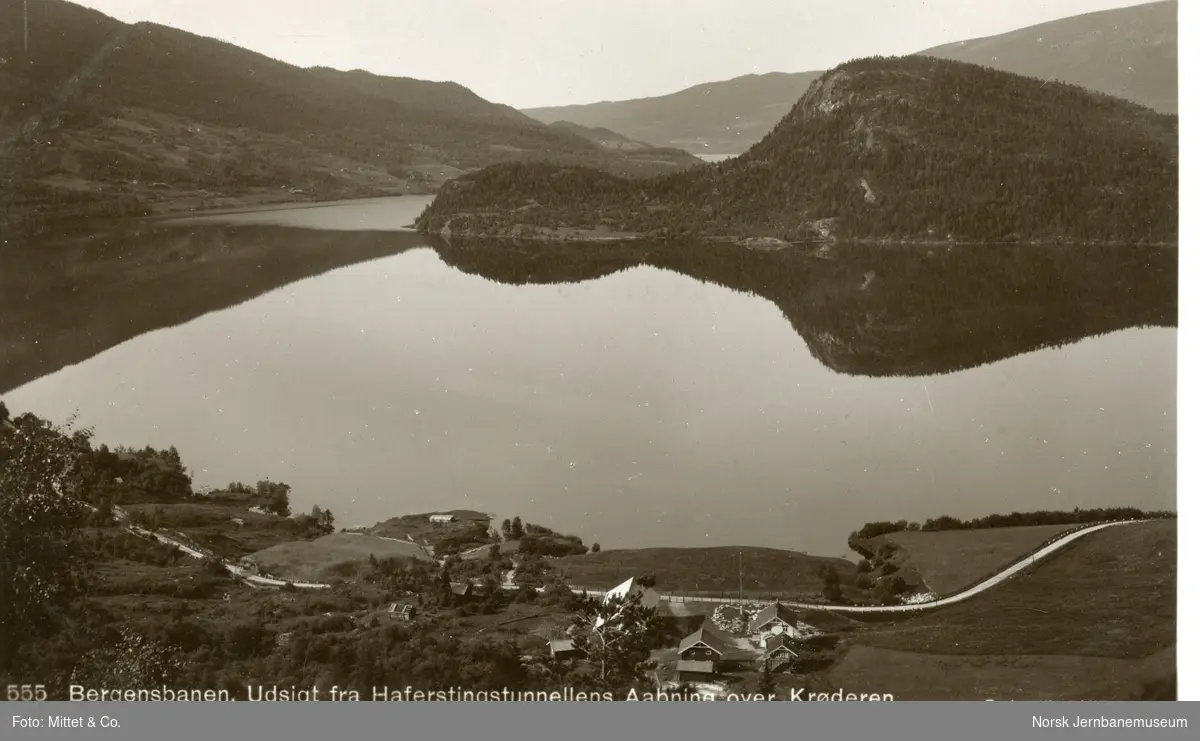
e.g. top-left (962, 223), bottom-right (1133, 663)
top-left (922, 0), bottom-right (1176, 115)
top-left (525, 72), bottom-right (821, 155)
top-left (522, 1), bottom-right (1176, 154)
top-left (0, 0), bottom-right (697, 225)
top-left (547, 121), bottom-right (701, 168)
top-left (420, 56), bottom-right (1178, 245)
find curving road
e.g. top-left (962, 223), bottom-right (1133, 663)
top-left (119, 513), bottom-right (1141, 605)
top-left (112, 506), bottom-right (330, 589)
top-left (646, 519), bottom-right (1141, 614)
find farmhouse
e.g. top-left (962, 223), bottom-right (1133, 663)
top-left (449, 582), bottom-right (474, 599)
top-left (749, 602), bottom-right (805, 647)
top-left (429, 514), bottom-right (458, 524)
top-left (547, 639), bottom-right (585, 661)
top-left (762, 634), bottom-right (800, 671)
top-left (678, 625), bottom-right (726, 663)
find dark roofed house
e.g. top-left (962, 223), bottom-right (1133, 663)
top-left (676, 660), bottom-right (716, 682)
top-left (449, 582), bottom-right (475, 601)
top-left (749, 602), bottom-right (805, 647)
top-left (763, 634), bottom-right (800, 671)
top-left (678, 624), bottom-right (726, 666)
top-left (547, 639), bottom-right (585, 661)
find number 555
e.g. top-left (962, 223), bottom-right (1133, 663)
top-left (6, 685), bottom-right (48, 701)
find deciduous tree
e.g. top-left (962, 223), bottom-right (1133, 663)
top-left (0, 414), bottom-right (91, 668)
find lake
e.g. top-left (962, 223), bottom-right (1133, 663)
top-left (0, 196), bottom-right (1177, 558)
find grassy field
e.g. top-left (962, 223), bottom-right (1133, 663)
top-left (786, 520), bottom-right (1178, 700)
top-left (121, 501), bottom-right (305, 558)
top-left (556, 546), bottom-right (863, 600)
top-left (248, 532), bottom-right (433, 582)
top-left (870, 523), bottom-right (1078, 594)
top-left (461, 540), bottom-right (521, 561)
top-left (822, 644), bottom-right (1174, 701)
top-left (857, 520), bottom-right (1175, 659)
top-left (354, 511), bottom-right (493, 556)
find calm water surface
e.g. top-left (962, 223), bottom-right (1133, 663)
top-left (3, 197), bottom-right (1176, 557)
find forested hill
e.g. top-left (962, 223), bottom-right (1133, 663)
top-left (418, 56), bottom-right (1178, 245)
top-left (0, 0), bottom-right (698, 225)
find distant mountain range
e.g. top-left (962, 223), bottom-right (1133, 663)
top-left (420, 56), bottom-right (1178, 245)
top-left (522, 1), bottom-right (1177, 154)
top-left (0, 0), bottom-right (700, 225)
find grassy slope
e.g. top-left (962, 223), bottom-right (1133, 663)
top-left (824, 645), bottom-right (1174, 701)
top-left (119, 501), bottom-right (307, 559)
top-left (248, 532), bottom-right (433, 582)
top-left (524, 72), bottom-right (823, 154)
top-left (557, 546), bottom-right (862, 600)
top-left (856, 520), bottom-right (1175, 658)
top-left (869, 524), bottom-right (1078, 594)
top-left (521, 1), bottom-right (1175, 153)
top-left (820, 520), bottom-right (1176, 699)
top-left (921, 0), bottom-right (1177, 114)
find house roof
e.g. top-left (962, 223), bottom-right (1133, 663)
top-left (763, 634), bottom-right (800, 656)
top-left (678, 625), bottom-right (726, 655)
top-left (749, 602), bottom-right (801, 632)
top-left (547, 640), bottom-right (578, 653)
top-left (596, 577), bottom-right (662, 627)
top-left (449, 582), bottom-right (472, 596)
top-left (676, 660), bottom-right (716, 674)
top-left (603, 577), bottom-right (661, 609)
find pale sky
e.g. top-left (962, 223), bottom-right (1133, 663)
top-left (68, 0), bottom-right (1164, 109)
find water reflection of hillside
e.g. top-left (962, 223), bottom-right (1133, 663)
top-left (2, 229), bottom-right (1176, 394)
top-left (0, 224), bottom-right (429, 394)
top-left (433, 239), bottom-right (1177, 377)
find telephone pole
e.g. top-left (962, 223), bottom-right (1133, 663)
top-left (738, 550), bottom-right (743, 614)
top-left (25, 0), bottom-right (30, 55)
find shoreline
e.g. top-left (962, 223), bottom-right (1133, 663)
top-left (423, 224), bottom-right (1178, 249)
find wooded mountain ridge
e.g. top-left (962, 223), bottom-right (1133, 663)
top-left (0, 0), bottom-right (700, 226)
top-left (419, 56), bottom-right (1178, 245)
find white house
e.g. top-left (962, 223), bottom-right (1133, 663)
top-left (429, 514), bottom-right (457, 524)
top-left (595, 577), bottom-right (662, 627)
top-left (749, 602), bottom-right (807, 647)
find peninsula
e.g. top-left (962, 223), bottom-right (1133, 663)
top-left (417, 56), bottom-right (1178, 245)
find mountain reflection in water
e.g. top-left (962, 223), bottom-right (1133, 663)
top-left (0, 222), bottom-right (1176, 554)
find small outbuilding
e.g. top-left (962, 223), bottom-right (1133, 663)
top-left (547, 639), bottom-right (585, 661)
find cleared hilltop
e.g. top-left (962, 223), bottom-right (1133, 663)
top-left (419, 56), bottom-right (1178, 245)
top-left (523, 1), bottom-right (1177, 154)
top-left (0, 0), bottom-right (700, 226)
